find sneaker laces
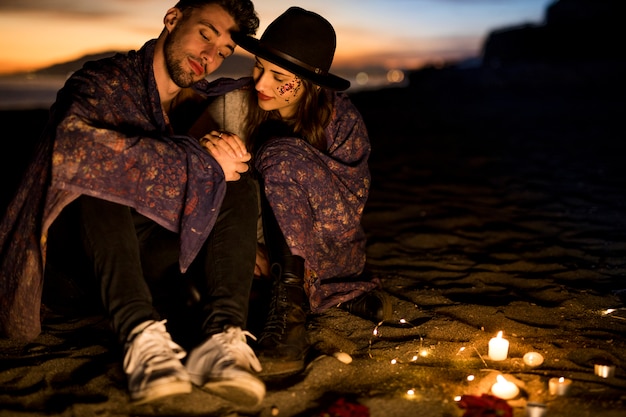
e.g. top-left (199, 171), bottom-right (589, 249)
top-left (123, 320), bottom-right (187, 377)
top-left (212, 327), bottom-right (262, 373)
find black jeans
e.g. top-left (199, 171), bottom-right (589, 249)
top-left (69, 173), bottom-right (258, 347)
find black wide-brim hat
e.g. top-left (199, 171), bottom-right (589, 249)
top-left (233, 7), bottom-right (350, 91)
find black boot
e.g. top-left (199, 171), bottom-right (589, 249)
top-left (339, 289), bottom-right (392, 323)
top-left (256, 255), bottom-right (310, 378)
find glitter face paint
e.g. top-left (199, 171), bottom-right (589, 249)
top-left (253, 57), bottom-right (306, 118)
top-left (278, 77), bottom-right (302, 99)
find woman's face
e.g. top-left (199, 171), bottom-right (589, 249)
top-left (252, 57), bottom-right (305, 119)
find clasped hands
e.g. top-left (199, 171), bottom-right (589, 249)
top-left (200, 130), bottom-right (251, 181)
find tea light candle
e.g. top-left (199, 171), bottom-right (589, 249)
top-left (488, 331), bottom-right (509, 361)
top-left (491, 374), bottom-right (519, 400)
top-left (523, 351), bottom-right (544, 367)
top-left (594, 364), bottom-right (615, 378)
top-left (548, 377), bottom-right (572, 396)
top-left (526, 402), bottom-right (547, 417)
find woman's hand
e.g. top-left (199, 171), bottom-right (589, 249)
top-left (254, 243), bottom-right (270, 278)
top-left (200, 131), bottom-right (251, 181)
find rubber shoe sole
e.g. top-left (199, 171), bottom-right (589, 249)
top-left (257, 356), bottom-right (305, 379)
top-left (131, 378), bottom-right (192, 405)
top-left (202, 369), bottom-right (265, 407)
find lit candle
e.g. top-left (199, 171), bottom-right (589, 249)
top-left (548, 377), bottom-right (572, 396)
top-left (491, 374), bottom-right (520, 400)
top-left (488, 331), bottom-right (509, 361)
top-left (523, 351), bottom-right (544, 367)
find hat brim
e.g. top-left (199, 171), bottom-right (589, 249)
top-left (233, 33), bottom-right (350, 91)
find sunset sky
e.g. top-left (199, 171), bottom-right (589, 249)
top-left (0, 0), bottom-right (554, 75)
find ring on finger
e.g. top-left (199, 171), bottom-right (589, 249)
top-left (218, 132), bottom-right (223, 138)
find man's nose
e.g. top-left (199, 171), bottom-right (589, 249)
top-left (201, 45), bottom-right (218, 64)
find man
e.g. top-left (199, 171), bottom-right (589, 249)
top-left (0, 0), bottom-right (265, 407)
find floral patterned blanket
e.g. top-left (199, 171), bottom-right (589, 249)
top-left (0, 39), bottom-right (245, 341)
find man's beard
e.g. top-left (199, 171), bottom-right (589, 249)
top-left (163, 30), bottom-right (197, 88)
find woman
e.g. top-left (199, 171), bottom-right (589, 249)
top-left (214, 7), bottom-right (391, 377)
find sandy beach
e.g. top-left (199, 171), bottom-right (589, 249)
top-left (1, 60), bottom-right (626, 417)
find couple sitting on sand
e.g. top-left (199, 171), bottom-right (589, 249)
top-left (0, 0), bottom-right (390, 407)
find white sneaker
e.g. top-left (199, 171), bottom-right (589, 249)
top-left (185, 327), bottom-right (265, 407)
top-left (123, 320), bottom-right (192, 404)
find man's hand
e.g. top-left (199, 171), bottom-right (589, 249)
top-left (200, 131), bottom-right (251, 181)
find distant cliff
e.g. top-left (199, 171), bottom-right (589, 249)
top-left (403, 0), bottom-right (625, 97)
top-left (482, 0), bottom-right (624, 67)
top-left (28, 52), bottom-right (119, 77)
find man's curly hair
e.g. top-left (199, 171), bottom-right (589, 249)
top-left (174, 0), bottom-right (259, 36)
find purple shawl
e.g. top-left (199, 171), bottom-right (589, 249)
top-left (0, 40), bottom-right (246, 341)
top-left (255, 92), bottom-right (378, 313)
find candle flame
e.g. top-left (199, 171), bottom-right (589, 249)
top-left (496, 374), bottom-right (507, 383)
top-left (497, 331), bottom-right (503, 338)
top-left (559, 377), bottom-right (565, 383)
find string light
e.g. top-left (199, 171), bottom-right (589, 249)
top-left (369, 320), bottom-right (384, 358)
top-left (366, 304), bottom-right (626, 405)
top-left (368, 316), bottom-right (428, 401)
top-left (368, 317), bottom-right (427, 361)
top-left (473, 346), bottom-right (488, 367)
top-left (402, 386), bottom-right (416, 400)
top-left (600, 308), bottom-right (626, 321)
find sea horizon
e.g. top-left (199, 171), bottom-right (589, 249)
top-left (0, 71), bottom-right (407, 111)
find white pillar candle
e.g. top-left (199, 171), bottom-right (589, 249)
top-left (491, 374), bottom-right (519, 400)
top-left (488, 331), bottom-right (509, 361)
top-left (548, 377), bottom-right (572, 396)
